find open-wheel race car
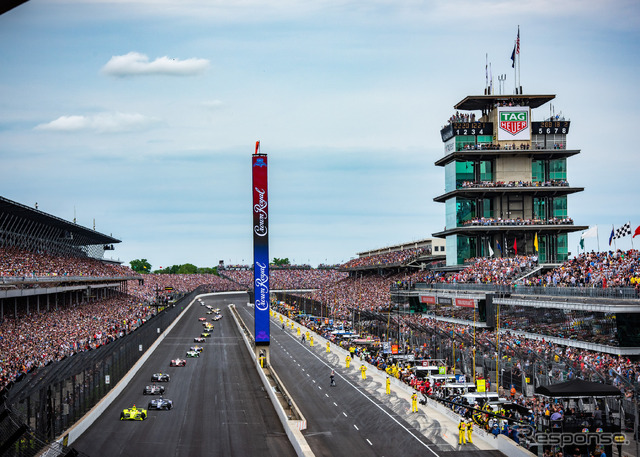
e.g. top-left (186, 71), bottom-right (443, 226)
top-left (190, 346), bottom-right (203, 353)
top-left (186, 350), bottom-right (200, 358)
top-left (143, 384), bottom-right (166, 395)
top-left (194, 337), bottom-right (205, 343)
top-left (170, 358), bottom-right (186, 367)
top-left (212, 314), bottom-right (222, 321)
top-left (147, 397), bottom-right (173, 410)
top-left (200, 332), bottom-right (211, 338)
top-left (120, 405), bottom-right (147, 420)
top-left (151, 373), bottom-right (170, 382)
top-left (198, 317), bottom-right (207, 322)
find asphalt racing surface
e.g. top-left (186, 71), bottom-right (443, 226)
top-left (237, 305), bottom-right (506, 457)
top-left (72, 293), bottom-right (296, 457)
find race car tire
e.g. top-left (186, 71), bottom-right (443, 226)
top-left (168, 404), bottom-right (172, 410)
top-left (120, 413), bottom-right (125, 420)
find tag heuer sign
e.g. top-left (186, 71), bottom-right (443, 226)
top-left (497, 106), bottom-right (531, 141)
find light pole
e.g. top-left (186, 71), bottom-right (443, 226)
top-left (498, 74), bottom-right (507, 94)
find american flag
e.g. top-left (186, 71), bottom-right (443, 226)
top-left (511, 27), bottom-right (520, 68)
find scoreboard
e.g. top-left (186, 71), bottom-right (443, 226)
top-left (531, 121), bottom-right (570, 135)
top-left (441, 122), bottom-right (493, 142)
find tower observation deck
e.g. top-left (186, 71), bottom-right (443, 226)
top-left (432, 93), bottom-right (587, 265)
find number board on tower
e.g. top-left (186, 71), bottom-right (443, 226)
top-left (451, 122), bottom-right (493, 137)
top-left (531, 121), bottom-right (570, 135)
top-left (441, 123), bottom-right (493, 142)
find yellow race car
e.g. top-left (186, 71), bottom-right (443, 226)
top-left (120, 405), bottom-right (147, 421)
top-left (201, 332), bottom-right (211, 337)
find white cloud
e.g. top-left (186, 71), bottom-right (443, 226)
top-left (201, 99), bottom-right (224, 109)
top-left (35, 112), bottom-right (160, 133)
top-left (101, 52), bottom-right (209, 77)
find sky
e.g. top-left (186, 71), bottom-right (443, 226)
top-left (1, 0), bottom-right (639, 269)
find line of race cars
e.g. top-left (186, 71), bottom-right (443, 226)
top-left (120, 300), bottom-right (223, 420)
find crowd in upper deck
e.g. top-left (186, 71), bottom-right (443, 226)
top-left (0, 247), bottom-right (136, 279)
top-left (459, 180), bottom-right (569, 189)
top-left (461, 217), bottom-right (574, 227)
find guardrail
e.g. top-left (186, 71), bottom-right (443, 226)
top-left (408, 283), bottom-right (639, 300)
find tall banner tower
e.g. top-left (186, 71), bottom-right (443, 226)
top-left (252, 141), bottom-right (270, 345)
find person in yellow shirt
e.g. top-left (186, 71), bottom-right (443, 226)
top-left (466, 419), bottom-right (473, 444)
top-left (360, 364), bottom-right (367, 380)
top-left (386, 376), bottom-right (391, 395)
top-left (411, 392), bottom-right (418, 413)
top-left (458, 420), bottom-right (467, 445)
top-left (345, 354), bottom-right (351, 368)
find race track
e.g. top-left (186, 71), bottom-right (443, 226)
top-left (72, 293), bottom-right (296, 457)
top-left (72, 293), bottom-right (508, 457)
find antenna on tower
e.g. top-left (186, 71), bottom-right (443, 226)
top-left (73, 206), bottom-right (76, 224)
top-left (498, 74), bottom-right (507, 95)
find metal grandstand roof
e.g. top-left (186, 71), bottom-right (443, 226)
top-left (1, 0), bottom-right (29, 16)
top-left (433, 186), bottom-right (585, 203)
top-left (0, 196), bottom-right (120, 245)
top-left (453, 94), bottom-right (556, 111)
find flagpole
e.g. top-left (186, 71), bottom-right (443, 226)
top-left (513, 38), bottom-right (517, 94)
top-left (597, 225), bottom-right (600, 252)
top-left (517, 25), bottom-right (521, 92)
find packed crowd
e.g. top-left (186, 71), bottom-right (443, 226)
top-left (219, 268), bottom-right (347, 290)
top-left (521, 250), bottom-right (640, 288)
top-left (341, 247), bottom-right (428, 269)
top-left (412, 255), bottom-right (539, 286)
top-left (0, 296), bottom-right (156, 389)
top-left (459, 180), bottom-right (569, 189)
top-left (126, 274), bottom-right (242, 302)
top-left (461, 217), bottom-right (573, 226)
top-left (0, 247), bottom-right (136, 279)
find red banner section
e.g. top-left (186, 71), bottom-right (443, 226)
top-left (455, 298), bottom-right (476, 308)
top-left (420, 295), bottom-right (436, 304)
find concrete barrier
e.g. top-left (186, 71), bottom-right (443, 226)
top-left (230, 305), bottom-right (314, 457)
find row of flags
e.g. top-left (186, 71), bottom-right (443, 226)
top-left (488, 236), bottom-right (533, 257)
top-left (486, 224), bottom-right (639, 256)
top-left (579, 223), bottom-right (640, 249)
top-left (609, 222), bottom-right (639, 245)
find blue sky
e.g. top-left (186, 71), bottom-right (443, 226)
top-left (1, 0), bottom-right (639, 269)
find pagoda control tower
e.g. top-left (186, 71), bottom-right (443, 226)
top-left (432, 93), bottom-right (587, 265)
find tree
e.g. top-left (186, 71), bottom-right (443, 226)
top-left (130, 259), bottom-right (152, 273)
top-left (272, 257), bottom-right (290, 266)
top-left (177, 263), bottom-right (198, 274)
